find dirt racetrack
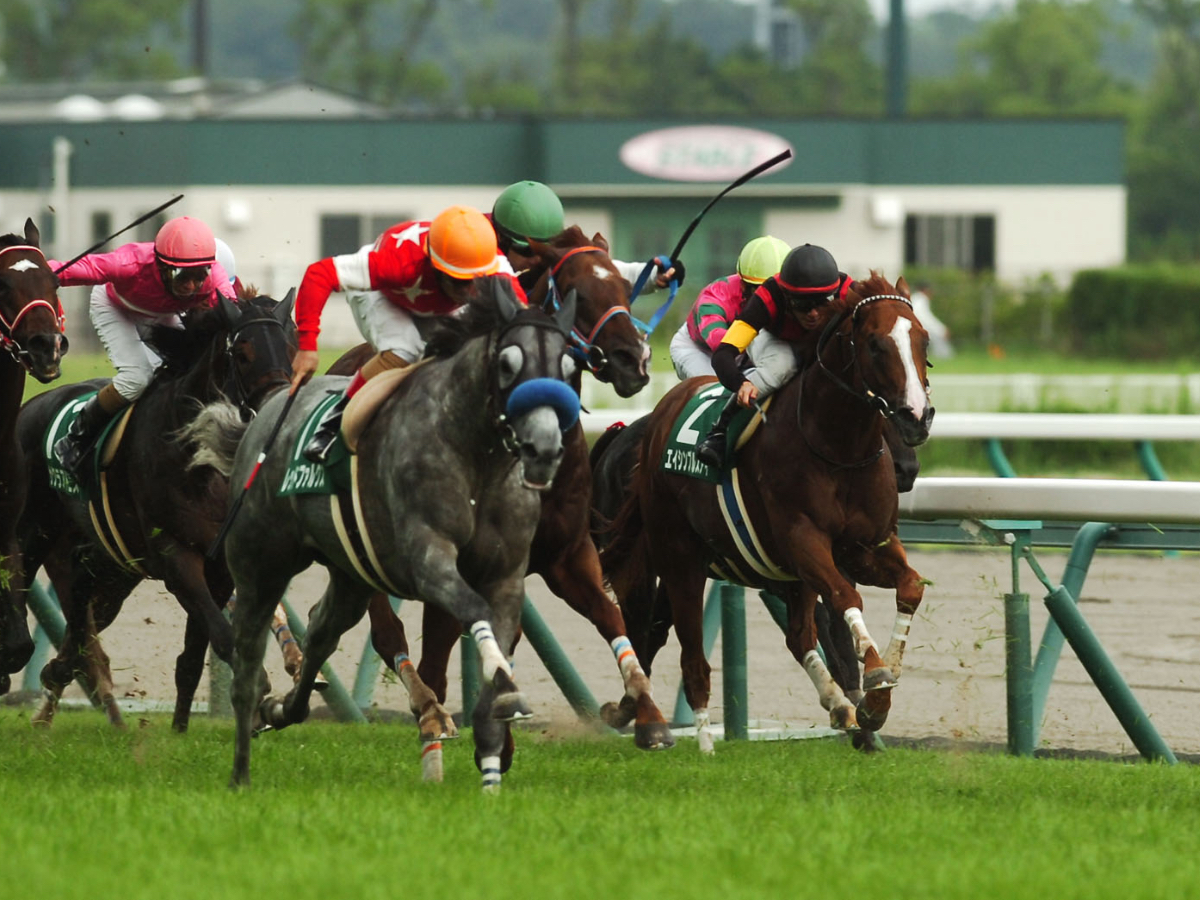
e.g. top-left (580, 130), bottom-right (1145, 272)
top-left (10, 547), bottom-right (1200, 759)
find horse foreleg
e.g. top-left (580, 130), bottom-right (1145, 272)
top-left (80, 603), bottom-right (123, 729)
top-left (227, 571), bottom-right (287, 789)
top-left (779, 584), bottom-right (857, 731)
top-left (662, 567), bottom-right (712, 754)
top-left (843, 535), bottom-right (926, 681)
top-left (173, 614), bottom-right (209, 732)
top-left (541, 538), bottom-right (673, 750)
top-left (469, 580), bottom-right (526, 793)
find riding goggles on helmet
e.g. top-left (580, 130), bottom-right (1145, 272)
top-left (165, 265), bottom-right (211, 289)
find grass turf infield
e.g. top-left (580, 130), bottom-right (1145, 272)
top-left (1, 709), bottom-right (1198, 900)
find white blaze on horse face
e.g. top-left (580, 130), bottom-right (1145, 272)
top-left (9, 259), bottom-right (39, 273)
top-left (592, 264), bottom-right (611, 280)
top-left (888, 318), bottom-right (927, 418)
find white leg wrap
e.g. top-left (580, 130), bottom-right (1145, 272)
top-left (470, 621), bottom-right (510, 682)
top-left (803, 650), bottom-right (838, 711)
top-left (610, 636), bottom-right (645, 685)
top-left (480, 754), bottom-right (502, 793)
top-left (421, 740), bottom-right (444, 783)
top-left (883, 612), bottom-right (914, 675)
top-left (695, 707), bottom-right (715, 755)
top-left (843, 608), bottom-right (877, 660)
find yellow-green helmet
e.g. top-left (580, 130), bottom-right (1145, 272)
top-left (492, 181), bottom-right (565, 249)
top-left (736, 235), bottom-right (791, 285)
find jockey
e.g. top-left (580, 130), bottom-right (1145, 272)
top-left (669, 235), bottom-right (790, 381)
top-left (292, 204), bottom-right (528, 463)
top-left (490, 179), bottom-right (683, 293)
top-left (693, 243), bottom-right (851, 468)
top-left (50, 216), bottom-right (236, 475)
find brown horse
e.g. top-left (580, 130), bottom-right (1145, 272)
top-left (599, 273), bottom-right (933, 751)
top-left (0, 220), bottom-right (68, 692)
top-left (326, 226), bottom-right (674, 759)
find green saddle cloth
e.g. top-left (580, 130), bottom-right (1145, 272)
top-left (44, 391), bottom-right (123, 498)
top-left (278, 391), bottom-right (353, 496)
top-left (660, 382), bottom-right (757, 484)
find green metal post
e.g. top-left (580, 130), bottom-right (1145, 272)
top-left (1042, 583), bottom-right (1176, 764)
top-left (281, 598), bottom-right (367, 723)
top-left (1135, 440), bottom-right (1168, 481)
top-left (1030, 522), bottom-right (1113, 739)
top-left (208, 604), bottom-right (233, 718)
top-left (461, 633), bottom-right (480, 724)
top-left (351, 596), bottom-right (402, 711)
top-left (21, 623), bottom-right (53, 693)
top-left (983, 438), bottom-right (1017, 477)
top-left (673, 582), bottom-right (725, 726)
top-left (521, 596), bottom-right (600, 718)
top-left (1004, 536), bottom-right (1034, 756)
top-left (760, 589), bottom-right (787, 632)
top-left (720, 583), bottom-right (749, 740)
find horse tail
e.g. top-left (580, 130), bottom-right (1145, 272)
top-left (181, 399), bottom-right (248, 477)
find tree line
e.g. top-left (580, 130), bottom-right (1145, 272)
top-left (2, 0), bottom-right (1199, 260)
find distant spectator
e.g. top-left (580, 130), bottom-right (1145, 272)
top-left (911, 281), bottom-right (954, 358)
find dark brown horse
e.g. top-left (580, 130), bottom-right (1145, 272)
top-left (15, 292), bottom-right (295, 729)
top-left (326, 226), bottom-right (674, 758)
top-left (599, 273), bottom-right (934, 751)
top-left (0, 220), bottom-right (68, 692)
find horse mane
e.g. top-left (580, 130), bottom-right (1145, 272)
top-left (0, 232), bottom-right (29, 249)
top-left (848, 270), bottom-right (904, 304)
top-left (145, 295), bottom-right (281, 377)
top-left (422, 277), bottom-right (536, 359)
top-left (548, 225), bottom-right (588, 249)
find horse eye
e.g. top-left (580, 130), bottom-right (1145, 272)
top-left (561, 352), bottom-right (577, 380)
top-left (497, 345), bottom-right (523, 389)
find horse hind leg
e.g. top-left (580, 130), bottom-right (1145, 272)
top-left (173, 614), bottom-right (209, 732)
top-left (782, 586), bottom-right (857, 731)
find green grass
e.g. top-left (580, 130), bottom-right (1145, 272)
top-left (1, 710), bottom-right (1198, 900)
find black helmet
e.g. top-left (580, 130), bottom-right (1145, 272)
top-left (778, 244), bottom-right (839, 293)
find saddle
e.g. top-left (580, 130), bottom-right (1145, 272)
top-left (341, 359), bottom-right (430, 454)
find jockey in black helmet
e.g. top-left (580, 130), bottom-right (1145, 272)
top-left (694, 243), bottom-right (851, 468)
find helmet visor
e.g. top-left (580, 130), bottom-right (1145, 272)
top-left (165, 265), bottom-right (211, 295)
top-left (785, 290), bottom-right (831, 315)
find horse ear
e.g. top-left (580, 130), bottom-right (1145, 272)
top-left (555, 289), bottom-right (577, 335)
top-left (591, 232), bottom-right (609, 253)
top-left (24, 218), bottom-right (40, 248)
top-left (218, 294), bottom-right (241, 328)
top-left (895, 275), bottom-right (910, 297)
top-left (493, 277), bottom-right (522, 323)
top-left (275, 288), bottom-right (296, 324)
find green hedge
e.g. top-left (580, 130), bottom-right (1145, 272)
top-left (1067, 264), bottom-right (1200, 357)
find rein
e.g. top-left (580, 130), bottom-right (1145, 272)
top-left (220, 315), bottom-right (293, 418)
top-left (799, 293), bottom-right (914, 470)
top-left (0, 245), bottom-right (66, 372)
top-left (543, 245), bottom-right (637, 377)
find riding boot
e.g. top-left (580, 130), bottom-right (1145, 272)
top-left (303, 367), bottom-right (369, 464)
top-left (694, 394), bottom-right (741, 468)
top-left (54, 391), bottom-right (120, 476)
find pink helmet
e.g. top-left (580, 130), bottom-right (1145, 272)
top-left (154, 217), bottom-right (217, 267)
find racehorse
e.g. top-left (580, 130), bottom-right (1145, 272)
top-left (598, 273), bottom-right (934, 750)
top-left (188, 280), bottom-right (581, 791)
top-left (326, 226), bottom-right (674, 762)
top-left (15, 292), bottom-right (295, 729)
top-left (0, 220), bottom-right (68, 692)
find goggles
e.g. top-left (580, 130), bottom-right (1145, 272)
top-left (165, 265), bottom-right (212, 292)
top-left (785, 292), bottom-right (833, 315)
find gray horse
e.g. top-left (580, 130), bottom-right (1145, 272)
top-left (190, 282), bottom-right (578, 792)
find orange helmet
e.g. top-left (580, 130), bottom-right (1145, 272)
top-left (426, 205), bottom-right (500, 278)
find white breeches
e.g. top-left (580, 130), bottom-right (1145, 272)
top-left (347, 291), bottom-right (438, 364)
top-left (744, 330), bottom-right (799, 397)
top-left (669, 322), bottom-right (716, 381)
top-left (90, 286), bottom-right (176, 401)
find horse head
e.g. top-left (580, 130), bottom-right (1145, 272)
top-left (218, 288), bottom-right (297, 413)
top-left (838, 273), bottom-right (935, 447)
top-left (489, 276), bottom-right (580, 490)
top-left (527, 226), bottom-right (650, 399)
top-left (0, 219), bottom-right (68, 382)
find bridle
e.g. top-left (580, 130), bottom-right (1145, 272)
top-left (486, 310), bottom-right (573, 458)
top-left (0, 245), bottom-right (66, 372)
top-left (798, 293), bottom-right (915, 470)
top-left (542, 245), bottom-right (637, 377)
top-left (220, 313), bottom-right (293, 419)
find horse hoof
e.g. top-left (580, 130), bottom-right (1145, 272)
top-left (491, 691), bottom-right (533, 722)
top-left (600, 698), bottom-right (636, 730)
top-left (855, 688), bottom-right (892, 732)
top-left (829, 704), bottom-right (859, 732)
top-left (863, 666), bottom-right (897, 692)
top-left (311, 674), bottom-right (330, 694)
top-left (634, 721), bottom-right (675, 750)
top-left (851, 730), bottom-right (887, 754)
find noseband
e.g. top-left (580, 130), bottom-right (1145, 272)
top-left (221, 315), bottom-right (292, 418)
top-left (487, 312), bottom-right (575, 457)
top-left (543, 245), bottom-right (637, 377)
top-left (0, 245), bottom-right (66, 372)
top-left (814, 293), bottom-right (914, 419)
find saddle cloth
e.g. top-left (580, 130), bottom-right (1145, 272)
top-left (660, 382), bottom-right (771, 483)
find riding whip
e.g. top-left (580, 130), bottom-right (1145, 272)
top-left (206, 383), bottom-right (300, 560)
top-left (53, 194), bottom-right (185, 276)
top-left (629, 149), bottom-right (794, 329)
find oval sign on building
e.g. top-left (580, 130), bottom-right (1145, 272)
top-left (619, 126), bottom-right (794, 182)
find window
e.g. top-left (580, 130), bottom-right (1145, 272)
top-left (707, 224), bottom-right (750, 284)
top-left (90, 211), bottom-right (113, 245)
top-left (904, 214), bottom-right (995, 272)
top-left (135, 212), bottom-right (167, 243)
top-left (320, 213), bottom-right (413, 257)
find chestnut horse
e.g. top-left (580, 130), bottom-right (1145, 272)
top-left (599, 273), bottom-right (934, 751)
top-left (0, 220), bottom-right (68, 692)
top-left (326, 226), bottom-right (674, 757)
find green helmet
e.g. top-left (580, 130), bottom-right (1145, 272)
top-left (492, 181), bottom-right (565, 248)
top-left (736, 236), bottom-right (791, 285)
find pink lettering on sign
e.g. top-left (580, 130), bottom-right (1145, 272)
top-left (619, 126), bottom-right (794, 182)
